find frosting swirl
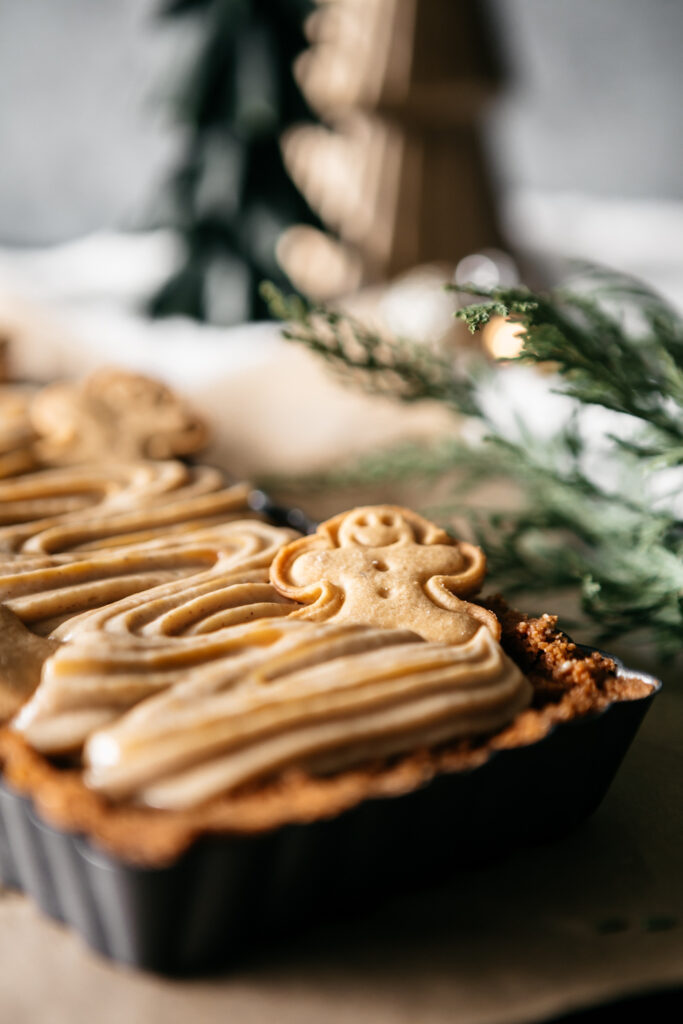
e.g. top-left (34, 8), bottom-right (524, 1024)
top-left (0, 460), bottom-right (250, 558)
top-left (81, 622), bottom-right (531, 809)
top-left (0, 518), bottom-right (295, 637)
top-left (12, 519), bottom-right (299, 749)
top-left (2, 480), bottom-right (533, 811)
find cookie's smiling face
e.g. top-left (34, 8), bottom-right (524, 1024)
top-left (271, 506), bottom-right (500, 644)
top-left (337, 507), bottom-right (415, 548)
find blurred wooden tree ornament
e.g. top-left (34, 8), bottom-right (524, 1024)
top-left (281, 0), bottom-right (503, 300)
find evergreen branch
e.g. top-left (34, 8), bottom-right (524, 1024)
top-left (267, 270), bottom-right (683, 661)
top-left (455, 278), bottom-right (683, 446)
top-left (260, 282), bottom-right (481, 414)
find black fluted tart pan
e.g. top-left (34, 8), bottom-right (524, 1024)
top-left (0, 649), bottom-right (660, 975)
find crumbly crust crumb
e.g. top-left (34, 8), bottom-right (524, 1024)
top-left (0, 600), bottom-right (653, 866)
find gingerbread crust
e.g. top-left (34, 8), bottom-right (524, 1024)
top-left (0, 601), bottom-right (652, 867)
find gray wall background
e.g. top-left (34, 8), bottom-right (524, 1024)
top-left (487, 0), bottom-right (683, 201)
top-left (0, 0), bottom-right (681, 246)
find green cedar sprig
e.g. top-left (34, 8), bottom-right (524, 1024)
top-left (260, 281), bottom-right (480, 414)
top-left (453, 276), bottom-right (683, 448)
top-left (261, 274), bottom-right (683, 659)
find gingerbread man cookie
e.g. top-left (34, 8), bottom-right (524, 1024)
top-left (30, 368), bottom-right (209, 464)
top-left (270, 506), bottom-right (499, 643)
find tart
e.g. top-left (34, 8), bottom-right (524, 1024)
top-left (0, 475), bottom-right (659, 971)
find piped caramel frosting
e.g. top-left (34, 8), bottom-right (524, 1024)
top-left (0, 518), bottom-right (295, 637)
top-left (82, 621), bottom-right (530, 810)
top-left (0, 460), bottom-right (251, 559)
top-left (4, 487), bottom-right (532, 810)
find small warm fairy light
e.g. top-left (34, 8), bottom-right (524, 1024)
top-left (482, 316), bottom-right (525, 360)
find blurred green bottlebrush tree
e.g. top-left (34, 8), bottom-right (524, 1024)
top-left (149, 0), bottom-right (322, 323)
